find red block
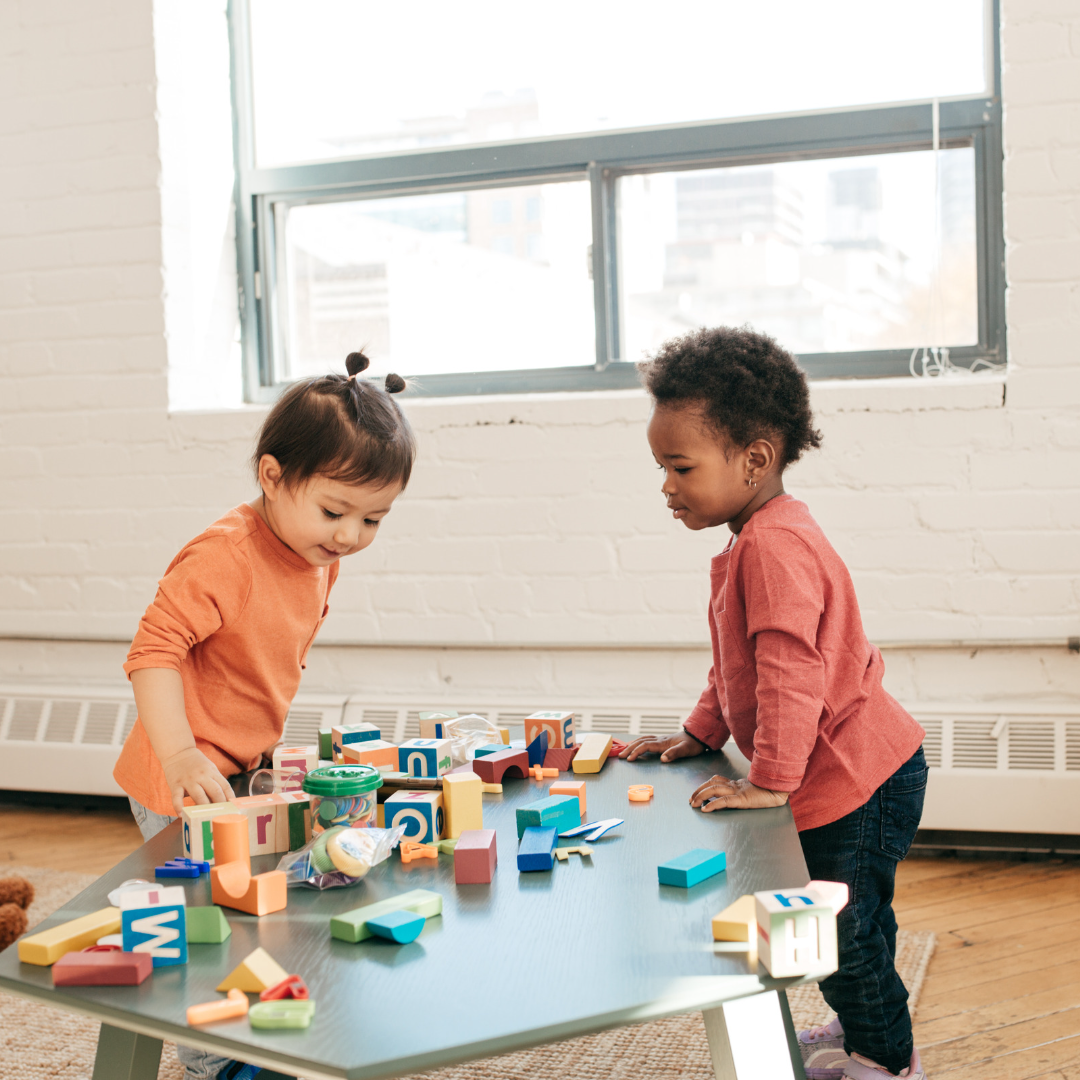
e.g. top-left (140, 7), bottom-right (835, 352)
top-left (470, 749), bottom-right (529, 784)
top-left (52, 949), bottom-right (153, 986)
top-left (454, 829), bottom-right (498, 884)
top-left (543, 746), bottom-right (579, 772)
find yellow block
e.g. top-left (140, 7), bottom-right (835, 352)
top-left (712, 894), bottom-right (758, 942)
top-left (217, 947), bottom-right (289, 993)
top-left (572, 733), bottom-right (613, 774)
top-left (442, 772), bottom-right (483, 838)
top-left (498, 728), bottom-right (510, 745)
top-left (18, 907), bottom-right (122, 966)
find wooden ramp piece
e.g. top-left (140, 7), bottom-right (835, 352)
top-left (712, 894), bottom-right (757, 941)
top-left (572, 733), bottom-right (613, 774)
top-left (217, 947), bottom-right (289, 993)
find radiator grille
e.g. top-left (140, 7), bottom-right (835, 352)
top-left (43, 700), bottom-right (81, 743)
top-left (952, 718), bottom-right (999, 769)
top-left (1067, 722), bottom-right (1080, 772)
top-left (8, 699), bottom-right (46, 741)
top-left (1008, 721), bottom-right (1056, 771)
top-left (920, 717), bottom-right (943, 768)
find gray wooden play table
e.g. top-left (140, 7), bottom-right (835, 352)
top-left (0, 750), bottom-right (819, 1080)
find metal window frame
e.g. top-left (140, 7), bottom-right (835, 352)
top-left (228, 0), bottom-right (1003, 403)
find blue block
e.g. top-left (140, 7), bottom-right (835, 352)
top-left (121, 904), bottom-right (188, 967)
top-left (517, 826), bottom-right (557, 872)
top-left (155, 857), bottom-right (209, 878)
top-left (366, 909), bottom-right (426, 943)
top-left (526, 730), bottom-right (549, 767)
top-left (657, 849), bottom-right (727, 888)
top-left (516, 794), bottom-right (581, 839)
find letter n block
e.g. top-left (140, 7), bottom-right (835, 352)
top-left (399, 738), bottom-right (452, 778)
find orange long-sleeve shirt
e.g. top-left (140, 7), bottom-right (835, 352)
top-left (115, 503), bottom-right (339, 816)
top-left (683, 495), bottom-right (924, 832)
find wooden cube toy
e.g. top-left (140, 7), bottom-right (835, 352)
top-left (454, 829), bottom-right (497, 884)
top-left (318, 727), bottom-right (333, 760)
top-left (120, 886), bottom-right (187, 968)
top-left (181, 801), bottom-right (240, 864)
top-left (418, 711), bottom-right (457, 739)
top-left (399, 738), bottom-right (453, 778)
top-left (754, 887), bottom-right (840, 977)
top-left (516, 793), bottom-right (581, 839)
top-left (384, 790), bottom-right (444, 843)
top-left (272, 744), bottom-right (319, 789)
top-left (331, 724), bottom-right (381, 764)
top-left (441, 771), bottom-right (483, 838)
top-left (342, 739), bottom-right (399, 772)
top-left (52, 949), bottom-right (153, 986)
top-left (525, 711), bottom-right (576, 749)
top-left (711, 894), bottom-right (757, 942)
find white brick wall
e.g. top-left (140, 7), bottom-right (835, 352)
top-left (0, 0), bottom-right (1077, 709)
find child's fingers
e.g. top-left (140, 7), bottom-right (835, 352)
top-left (689, 775), bottom-right (736, 806)
top-left (621, 737), bottom-right (663, 760)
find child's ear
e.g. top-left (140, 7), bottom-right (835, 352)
top-left (257, 454), bottom-right (285, 500)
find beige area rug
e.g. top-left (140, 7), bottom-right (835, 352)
top-left (0, 865), bottom-right (935, 1080)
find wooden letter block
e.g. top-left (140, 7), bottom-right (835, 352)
top-left (517, 826), bottom-right (557, 872)
top-left (658, 849), bottom-right (727, 888)
top-left (399, 738), bottom-right (453, 778)
top-left (549, 780), bottom-right (586, 815)
top-left (572, 733), bottom-right (613, 774)
top-left (342, 739), bottom-right (399, 772)
top-left (278, 791), bottom-right (313, 850)
top-left (515, 794), bottom-right (581, 839)
top-left (233, 794), bottom-right (284, 857)
top-left (454, 829), bottom-right (497, 884)
top-left (217, 947), bottom-right (289, 993)
top-left (331, 888), bottom-right (443, 943)
top-left (318, 727), bottom-right (333, 760)
top-left (418, 711), bottom-right (457, 739)
top-left (441, 772), bottom-right (483, 838)
top-left (208, 814), bottom-right (288, 917)
top-left (331, 724), bottom-right (381, 764)
top-left (712, 894), bottom-right (758, 942)
top-left (271, 744), bottom-right (319, 789)
top-left (754, 888), bottom-right (838, 977)
top-left (525, 711), bottom-right (576, 749)
top-left (18, 907), bottom-right (122, 966)
top-left (52, 949), bottom-right (153, 986)
top-left (384, 790), bottom-right (444, 842)
top-left (121, 898), bottom-right (187, 968)
top-left (186, 905), bottom-right (232, 943)
top-left (181, 802), bottom-right (240, 864)
top-left (526, 730), bottom-right (549, 767)
top-left (806, 880), bottom-right (850, 915)
top-left (470, 748), bottom-right (529, 784)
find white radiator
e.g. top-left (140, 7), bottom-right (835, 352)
top-left (1, 685), bottom-right (1078, 834)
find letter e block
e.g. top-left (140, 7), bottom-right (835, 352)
top-left (525, 711), bottom-right (576, 748)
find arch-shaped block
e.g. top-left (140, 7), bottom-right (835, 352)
top-left (470, 749), bottom-right (529, 784)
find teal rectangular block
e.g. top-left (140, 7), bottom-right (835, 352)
top-left (657, 849), bottom-right (727, 888)
top-left (515, 794), bottom-right (581, 839)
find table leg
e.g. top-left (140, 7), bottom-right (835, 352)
top-left (91, 1024), bottom-right (163, 1080)
top-left (701, 990), bottom-right (807, 1080)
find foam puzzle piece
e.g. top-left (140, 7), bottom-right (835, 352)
top-left (52, 949), bottom-right (153, 986)
top-left (342, 739), bottom-right (399, 772)
top-left (384, 790), bottom-right (445, 843)
top-left (181, 801), bottom-right (240, 864)
top-left (526, 730), bottom-right (549, 767)
top-left (441, 771), bottom-right (483, 838)
top-left (367, 909), bottom-right (426, 943)
top-left (548, 779), bottom-right (586, 814)
top-left (517, 826), bottom-right (558, 872)
top-left (331, 724), bottom-right (381, 763)
top-left (525, 711), bottom-right (576, 749)
top-left (271, 744), bottom-right (319, 789)
top-left (186, 905), bottom-right (232, 944)
top-left (19, 907), bottom-right (124, 966)
top-left (156, 858), bottom-right (210, 878)
top-left (559, 817), bottom-right (622, 841)
top-left (711, 894), bottom-right (758, 942)
top-left (399, 738), bottom-right (453, 778)
top-left (331, 888), bottom-right (443, 943)
top-left (516, 793), bottom-right (581, 839)
top-left (454, 829), bottom-right (497, 884)
top-left (419, 711), bottom-right (457, 739)
top-left (470, 748), bottom-right (530, 784)
top-left (755, 887), bottom-right (839, 977)
top-left (260, 974), bottom-right (309, 1001)
top-left (658, 849), bottom-right (727, 888)
top-left (217, 946), bottom-right (289, 993)
top-left (572, 733), bottom-right (613, 774)
top-left (187, 988), bottom-right (250, 1025)
top-left (249, 1000), bottom-right (316, 1029)
top-left (122, 904), bottom-right (188, 968)
top-left (209, 814), bottom-right (288, 916)
top-left (543, 746), bottom-right (579, 772)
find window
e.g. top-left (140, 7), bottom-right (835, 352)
top-left (230, 0), bottom-right (1002, 399)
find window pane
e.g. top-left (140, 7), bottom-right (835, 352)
top-left (618, 148), bottom-right (978, 361)
top-left (249, 1), bottom-right (986, 168)
top-left (273, 182), bottom-right (594, 381)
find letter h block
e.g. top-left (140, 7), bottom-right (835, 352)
top-left (754, 888), bottom-right (838, 977)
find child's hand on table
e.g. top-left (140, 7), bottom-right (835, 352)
top-left (162, 747), bottom-right (233, 817)
top-left (620, 731), bottom-right (705, 763)
top-left (689, 775), bottom-right (789, 812)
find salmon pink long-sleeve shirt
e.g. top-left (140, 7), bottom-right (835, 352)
top-left (114, 503), bottom-right (339, 816)
top-left (682, 494), bottom-right (924, 832)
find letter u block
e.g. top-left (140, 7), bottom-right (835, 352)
top-left (399, 738), bottom-right (452, 778)
top-left (384, 791), bottom-right (444, 843)
top-left (754, 889), bottom-right (838, 977)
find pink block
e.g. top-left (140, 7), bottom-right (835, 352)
top-left (454, 829), bottom-right (498, 884)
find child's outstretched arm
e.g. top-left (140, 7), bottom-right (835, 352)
top-left (131, 668), bottom-right (233, 816)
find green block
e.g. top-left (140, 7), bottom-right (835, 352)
top-left (287, 799), bottom-right (310, 850)
top-left (249, 1000), bottom-right (316, 1029)
top-left (331, 888), bottom-right (443, 943)
top-left (319, 727), bottom-right (333, 760)
top-left (436, 838), bottom-right (458, 853)
top-left (515, 794), bottom-right (581, 839)
top-left (185, 905), bottom-right (231, 943)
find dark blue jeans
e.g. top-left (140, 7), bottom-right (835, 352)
top-left (799, 747), bottom-right (928, 1075)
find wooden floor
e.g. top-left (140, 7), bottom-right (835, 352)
top-left (1, 804), bottom-right (1079, 1077)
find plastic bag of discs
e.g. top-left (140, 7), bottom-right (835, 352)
top-left (276, 824), bottom-right (406, 889)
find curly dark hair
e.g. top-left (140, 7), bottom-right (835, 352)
top-left (639, 326), bottom-right (822, 468)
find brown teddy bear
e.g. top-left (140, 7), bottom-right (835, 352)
top-left (0, 875), bottom-right (35, 952)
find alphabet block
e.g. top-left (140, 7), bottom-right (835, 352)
top-left (331, 724), bottom-right (381, 764)
top-left (470, 748), bottom-right (530, 784)
top-left (754, 887), bottom-right (840, 977)
top-left (272, 744), bottom-right (319, 789)
top-left (419, 711), bottom-right (457, 739)
top-left (516, 794), bottom-right (581, 839)
top-left (658, 849), bottom-right (727, 888)
top-left (17, 908), bottom-right (122, 966)
top-left (208, 814), bottom-right (288, 917)
top-left (278, 791), bottom-right (313, 850)
top-left (712, 894), bottom-right (758, 942)
top-left (52, 949), bottom-right (153, 986)
top-left (217, 946), bottom-right (289, 993)
top-left (525, 711), bottom-right (576, 749)
top-left (186, 905), bottom-right (232, 944)
top-left (384, 790), bottom-right (444, 843)
top-left (544, 746), bottom-right (579, 772)
top-left (399, 738), bottom-right (453, 778)
top-left (342, 739), bottom-right (399, 772)
top-left (454, 829), bottom-right (497, 884)
top-left (181, 801), bottom-right (240, 864)
top-left (118, 885), bottom-right (186, 911)
top-left (517, 826), bottom-right (557, 872)
top-left (549, 780), bottom-right (586, 814)
top-left (234, 794), bottom-right (285, 857)
top-left (122, 904), bottom-right (187, 967)
top-left (572, 733), bottom-right (613, 774)
top-left (441, 771), bottom-right (483, 838)
top-left (526, 730), bottom-right (549, 767)
top-left (331, 888), bottom-right (443, 943)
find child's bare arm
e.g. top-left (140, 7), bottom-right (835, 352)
top-left (688, 775), bottom-right (789, 812)
top-left (620, 730), bottom-right (705, 763)
top-left (130, 668), bottom-right (233, 816)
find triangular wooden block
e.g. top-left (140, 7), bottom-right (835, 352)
top-left (712, 894), bottom-right (757, 942)
top-left (186, 905), bottom-right (231, 944)
top-left (216, 947), bottom-right (289, 993)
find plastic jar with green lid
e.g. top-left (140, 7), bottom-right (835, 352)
top-left (302, 764), bottom-right (382, 833)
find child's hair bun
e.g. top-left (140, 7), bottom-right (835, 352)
top-left (345, 351), bottom-right (370, 377)
top-left (384, 373), bottom-right (406, 394)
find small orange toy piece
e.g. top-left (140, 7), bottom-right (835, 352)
top-left (187, 988), bottom-right (249, 1026)
top-left (400, 841), bottom-right (438, 863)
top-left (531, 765), bottom-right (559, 781)
top-left (260, 974), bottom-right (309, 1001)
top-left (628, 784), bottom-right (654, 802)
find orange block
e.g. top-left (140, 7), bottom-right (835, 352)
top-left (209, 814), bottom-right (287, 917)
top-left (187, 988), bottom-right (249, 1026)
top-left (549, 780), bottom-right (586, 815)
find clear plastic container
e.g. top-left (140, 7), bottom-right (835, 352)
top-left (301, 764), bottom-right (382, 834)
